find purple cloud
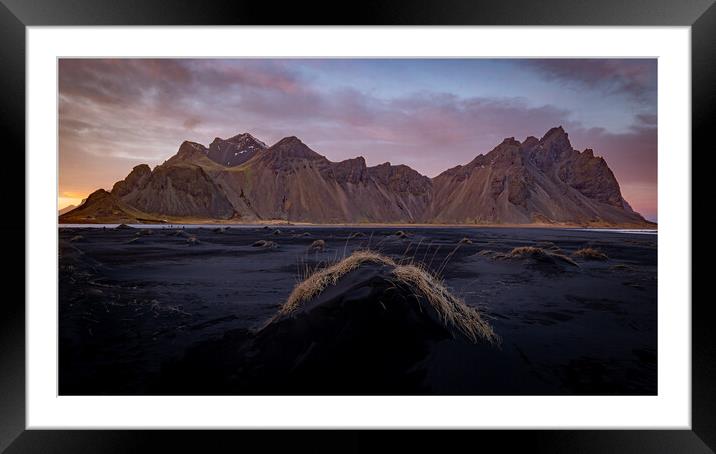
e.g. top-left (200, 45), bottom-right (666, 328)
top-left (524, 59), bottom-right (657, 103)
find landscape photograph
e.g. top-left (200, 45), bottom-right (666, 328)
top-left (58, 58), bottom-right (657, 395)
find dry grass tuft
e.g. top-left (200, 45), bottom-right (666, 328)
top-left (252, 239), bottom-right (277, 248)
top-left (536, 241), bottom-right (563, 253)
top-left (279, 250), bottom-right (497, 345)
top-left (308, 239), bottom-right (326, 252)
top-left (395, 230), bottom-right (410, 238)
top-left (392, 265), bottom-right (497, 344)
top-left (509, 246), bottom-right (546, 258)
top-left (281, 250), bottom-right (395, 316)
top-left (573, 247), bottom-right (608, 261)
top-left (508, 246), bottom-right (577, 266)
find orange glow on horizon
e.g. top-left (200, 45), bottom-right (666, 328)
top-left (58, 192), bottom-right (87, 210)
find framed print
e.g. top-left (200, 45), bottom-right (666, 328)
top-left (3, 0), bottom-right (710, 452)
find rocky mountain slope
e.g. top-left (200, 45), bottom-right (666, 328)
top-left (60, 127), bottom-right (652, 226)
top-left (57, 189), bottom-right (165, 224)
top-left (427, 127), bottom-right (646, 225)
top-left (58, 205), bottom-right (77, 216)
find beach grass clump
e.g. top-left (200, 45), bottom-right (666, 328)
top-left (308, 239), bottom-right (326, 252)
top-left (391, 264), bottom-right (497, 344)
top-left (508, 246), bottom-right (578, 266)
top-left (536, 241), bottom-right (563, 253)
top-left (279, 250), bottom-right (497, 345)
top-left (282, 250), bottom-right (395, 316)
top-left (509, 246), bottom-right (547, 258)
top-left (573, 247), bottom-right (608, 261)
top-left (252, 239), bottom-right (277, 249)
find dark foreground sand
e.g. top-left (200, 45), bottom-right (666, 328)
top-left (59, 226), bottom-right (656, 395)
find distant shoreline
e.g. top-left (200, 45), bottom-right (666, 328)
top-left (58, 220), bottom-right (657, 230)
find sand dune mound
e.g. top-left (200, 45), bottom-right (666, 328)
top-left (276, 250), bottom-right (495, 343)
top-left (228, 251), bottom-right (497, 393)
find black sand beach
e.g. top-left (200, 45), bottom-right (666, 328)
top-left (58, 226), bottom-right (657, 395)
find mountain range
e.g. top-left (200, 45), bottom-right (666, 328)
top-left (59, 127), bottom-right (653, 227)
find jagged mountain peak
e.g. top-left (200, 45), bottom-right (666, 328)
top-left (541, 125), bottom-right (567, 140)
top-left (86, 188), bottom-right (111, 202)
top-left (501, 137), bottom-right (522, 146)
top-left (522, 136), bottom-right (540, 150)
top-left (538, 125), bottom-right (572, 151)
top-left (207, 133), bottom-right (266, 167)
top-left (273, 135), bottom-right (304, 147)
top-left (266, 136), bottom-right (324, 160)
top-left (225, 132), bottom-right (267, 147)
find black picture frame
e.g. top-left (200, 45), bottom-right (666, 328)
top-left (2, 0), bottom-right (709, 452)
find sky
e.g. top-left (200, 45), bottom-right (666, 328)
top-left (58, 58), bottom-right (658, 221)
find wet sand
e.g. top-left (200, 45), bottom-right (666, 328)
top-left (58, 226), bottom-right (657, 395)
